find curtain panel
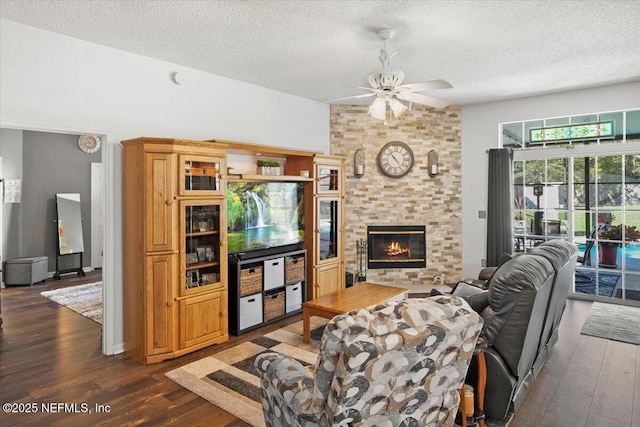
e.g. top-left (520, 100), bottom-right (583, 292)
top-left (486, 148), bottom-right (513, 267)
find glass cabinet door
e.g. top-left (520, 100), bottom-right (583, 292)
top-left (182, 200), bottom-right (223, 295)
top-left (317, 198), bottom-right (340, 262)
top-left (180, 155), bottom-right (223, 196)
top-left (317, 165), bottom-right (341, 194)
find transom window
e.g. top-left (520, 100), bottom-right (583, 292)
top-left (502, 109), bottom-right (639, 150)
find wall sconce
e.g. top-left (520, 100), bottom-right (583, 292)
top-left (428, 149), bottom-right (439, 178)
top-left (354, 149), bottom-right (365, 178)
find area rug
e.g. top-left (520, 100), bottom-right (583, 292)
top-left (615, 288), bottom-right (640, 301)
top-left (165, 318), bottom-right (329, 427)
top-left (165, 290), bottom-right (473, 427)
top-left (166, 311), bottom-right (492, 427)
top-left (580, 301), bottom-right (640, 345)
top-left (40, 282), bottom-right (102, 324)
top-left (574, 270), bottom-right (620, 297)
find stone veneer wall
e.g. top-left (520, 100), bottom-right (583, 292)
top-left (330, 104), bottom-right (462, 292)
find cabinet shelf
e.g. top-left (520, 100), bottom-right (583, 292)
top-left (186, 230), bottom-right (219, 237)
top-left (229, 248), bottom-right (306, 335)
top-left (185, 261), bottom-right (219, 271)
top-left (185, 281), bottom-right (223, 291)
top-left (227, 173), bottom-right (313, 182)
top-left (185, 167), bottom-right (217, 177)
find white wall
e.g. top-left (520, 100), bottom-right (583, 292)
top-left (461, 81), bottom-right (640, 277)
top-left (0, 128), bottom-right (24, 264)
top-left (0, 19), bottom-right (330, 355)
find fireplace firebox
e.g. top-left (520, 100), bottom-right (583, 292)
top-left (367, 225), bottom-right (426, 269)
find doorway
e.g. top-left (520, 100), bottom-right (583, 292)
top-left (504, 108), bottom-right (640, 304)
top-left (513, 154), bottom-right (640, 302)
top-left (0, 128), bottom-right (106, 339)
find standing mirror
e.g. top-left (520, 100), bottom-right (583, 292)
top-left (54, 193), bottom-right (86, 278)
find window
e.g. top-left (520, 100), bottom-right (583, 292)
top-left (503, 109), bottom-right (640, 302)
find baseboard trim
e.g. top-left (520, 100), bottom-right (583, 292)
top-left (111, 343), bottom-right (125, 355)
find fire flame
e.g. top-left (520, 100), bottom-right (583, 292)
top-left (385, 241), bottom-right (411, 257)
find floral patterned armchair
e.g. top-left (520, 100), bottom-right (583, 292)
top-left (254, 295), bottom-right (483, 427)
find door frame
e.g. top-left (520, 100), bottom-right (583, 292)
top-left (91, 162), bottom-right (103, 269)
top-left (0, 158), bottom-right (3, 272)
top-left (0, 118), bottom-right (118, 355)
top-left (514, 144), bottom-right (640, 306)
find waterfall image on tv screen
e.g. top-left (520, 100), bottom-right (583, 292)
top-left (227, 182), bottom-right (304, 254)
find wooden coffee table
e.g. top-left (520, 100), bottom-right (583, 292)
top-left (302, 282), bottom-right (409, 344)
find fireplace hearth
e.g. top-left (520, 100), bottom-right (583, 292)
top-left (367, 225), bottom-right (426, 269)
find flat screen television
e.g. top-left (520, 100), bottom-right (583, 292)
top-left (227, 181), bottom-right (304, 255)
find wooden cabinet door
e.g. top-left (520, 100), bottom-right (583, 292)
top-left (178, 154), bottom-right (225, 197)
top-left (179, 290), bottom-right (227, 349)
top-left (315, 158), bottom-right (343, 195)
top-left (145, 152), bottom-right (176, 252)
top-left (146, 254), bottom-right (176, 355)
top-left (316, 197), bottom-right (342, 265)
top-left (180, 199), bottom-right (226, 297)
top-left (315, 262), bottom-right (343, 298)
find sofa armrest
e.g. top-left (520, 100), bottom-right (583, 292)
top-left (254, 352), bottom-right (324, 416)
top-left (478, 267), bottom-right (497, 281)
top-left (458, 278), bottom-right (489, 290)
top-left (452, 282), bottom-right (490, 313)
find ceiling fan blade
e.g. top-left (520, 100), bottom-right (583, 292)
top-left (320, 92), bottom-right (377, 104)
top-left (397, 92), bottom-right (450, 109)
top-left (396, 79), bottom-right (452, 92)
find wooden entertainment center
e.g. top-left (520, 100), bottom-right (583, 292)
top-left (122, 137), bottom-right (345, 364)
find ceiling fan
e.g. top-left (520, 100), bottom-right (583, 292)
top-left (328, 28), bottom-right (452, 121)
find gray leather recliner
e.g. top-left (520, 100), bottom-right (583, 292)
top-left (453, 240), bottom-right (577, 422)
top-left (528, 240), bottom-right (578, 377)
top-left (480, 253), bottom-right (555, 421)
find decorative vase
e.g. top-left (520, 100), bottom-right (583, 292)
top-left (598, 242), bottom-right (618, 268)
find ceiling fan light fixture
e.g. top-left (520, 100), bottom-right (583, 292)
top-left (389, 98), bottom-right (408, 117)
top-left (325, 28), bottom-right (451, 110)
top-left (369, 97), bottom-right (387, 120)
top-left (368, 70), bottom-right (405, 89)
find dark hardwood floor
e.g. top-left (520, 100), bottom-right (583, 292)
top-left (0, 272), bottom-right (638, 426)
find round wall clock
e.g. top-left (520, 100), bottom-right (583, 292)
top-left (78, 135), bottom-right (101, 154)
top-left (376, 141), bottom-right (414, 178)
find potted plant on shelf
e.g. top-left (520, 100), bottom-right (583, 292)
top-left (257, 160), bottom-right (281, 176)
top-left (598, 224), bottom-right (640, 267)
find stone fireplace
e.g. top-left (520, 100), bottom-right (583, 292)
top-left (367, 225), bottom-right (426, 269)
top-left (330, 104), bottom-right (462, 290)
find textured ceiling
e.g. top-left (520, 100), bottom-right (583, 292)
top-left (1, 0), bottom-right (639, 106)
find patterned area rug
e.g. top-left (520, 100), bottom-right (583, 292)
top-left (166, 318), bottom-right (329, 427)
top-left (40, 282), bottom-right (102, 324)
top-left (580, 301), bottom-right (640, 345)
top-left (165, 289), bottom-right (468, 427)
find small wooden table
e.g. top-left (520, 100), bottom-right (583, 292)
top-left (302, 282), bottom-right (409, 344)
top-left (459, 338), bottom-right (487, 427)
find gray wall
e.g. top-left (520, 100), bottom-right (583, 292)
top-left (1, 128), bottom-right (24, 264)
top-left (1, 129), bottom-right (101, 273)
